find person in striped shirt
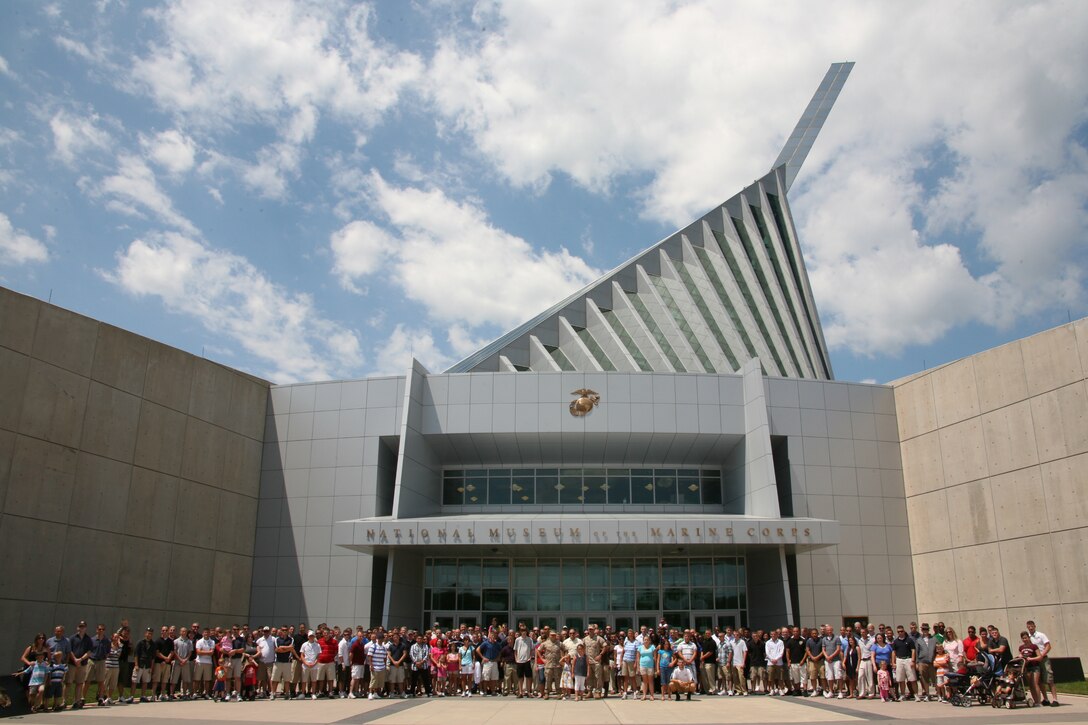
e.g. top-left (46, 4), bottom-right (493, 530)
top-left (366, 631), bottom-right (389, 700)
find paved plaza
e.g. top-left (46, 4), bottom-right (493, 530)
top-left (11, 694), bottom-right (1087, 725)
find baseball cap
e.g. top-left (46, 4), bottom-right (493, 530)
top-left (308, 630), bottom-right (316, 637)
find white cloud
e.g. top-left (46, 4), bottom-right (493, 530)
top-left (371, 324), bottom-right (454, 376)
top-left (124, 1), bottom-right (423, 199)
top-left (426, 0), bottom-right (1088, 357)
top-left (49, 110), bottom-right (111, 165)
top-left (141, 129), bottom-right (196, 175)
top-left (0, 55), bottom-right (13, 78)
top-left (0, 213), bottom-right (49, 265)
top-left (331, 171), bottom-right (602, 330)
top-left (329, 219), bottom-right (396, 291)
top-left (105, 231), bottom-right (363, 382)
top-left (84, 155), bottom-right (197, 235)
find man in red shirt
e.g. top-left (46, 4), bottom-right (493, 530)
top-left (315, 626), bottom-right (338, 697)
top-left (962, 626), bottom-right (980, 665)
top-left (349, 629), bottom-right (368, 698)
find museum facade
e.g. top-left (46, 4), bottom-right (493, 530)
top-left (0, 62), bottom-right (1084, 670)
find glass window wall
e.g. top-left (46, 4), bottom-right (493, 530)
top-left (422, 555), bottom-right (747, 632)
top-left (442, 467), bottom-right (723, 507)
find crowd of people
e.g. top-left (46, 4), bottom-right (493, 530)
top-left (13, 616), bottom-right (1063, 713)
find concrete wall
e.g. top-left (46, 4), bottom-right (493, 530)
top-left (0, 287), bottom-right (267, 667)
top-left (251, 376), bottom-right (403, 626)
top-left (765, 377), bottom-right (916, 629)
top-left (894, 319), bottom-right (1088, 669)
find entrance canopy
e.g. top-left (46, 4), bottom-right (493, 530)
top-left (334, 513), bottom-right (838, 554)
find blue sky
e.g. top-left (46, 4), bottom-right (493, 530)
top-left (1, 1), bottom-right (1086, 384)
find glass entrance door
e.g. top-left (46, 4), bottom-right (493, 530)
top-left (691, 612), bottom-right (716, 633)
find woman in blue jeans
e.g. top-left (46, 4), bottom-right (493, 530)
top-left (657, 639), bottom-right (673, 698)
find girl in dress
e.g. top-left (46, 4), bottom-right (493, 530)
top-left (558, 649), bottom-right (574, 700)
top-left (877, 662), bottom-right (892, 702)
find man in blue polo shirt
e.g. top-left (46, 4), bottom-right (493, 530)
top-left (477, 631), bottom-right (502, 696)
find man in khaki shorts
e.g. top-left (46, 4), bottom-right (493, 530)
top-left (67, 621), bottom-right (94, 708)
top-left (89, 624), bottom-right (111, 706)
top-left (194, 628), bottom-right (217, 698)
top-left (171, 627), bottom-right (193, 699)
top-left (291, 622), bottom-right (308, 698)
top-left (271, 626), bottom-right (295, 699)
top-left (151, 626), bottom-right (174, 701)
top-left (366, 631), bottom-right (389, 699)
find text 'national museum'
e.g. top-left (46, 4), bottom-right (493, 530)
top-left (1, 63), bottom-right (1085, 670)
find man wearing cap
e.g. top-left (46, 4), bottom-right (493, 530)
top-left (299, 631), bottom-right (322, 699)
top-left (582, 625), bottom-right (608, 699)
top-left (67, 620), bottom-right (94, 708)
top-left (915, 623), bottom-right (937, 701)
top-left (539, 631), bottom-right (563, 699)
top-left (257, 627), bottom-right (276, 698)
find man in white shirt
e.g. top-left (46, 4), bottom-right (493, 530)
top-left (731, 636), bottom-right (748, 695)
top-left (336, 632), bottom-right (352, 699)
top-left (765, 630), bottom-right (785, 695)
top-left (299, 631), bottom-right (322, 700)
top-left (194, 629), bottom-right (217, 699)
top-left (255, 627), bottom-right (276, 698)
top-left (669, 659), bottom-right (696, 700)
top-left (1026, 621), bottom-right (1059, 707)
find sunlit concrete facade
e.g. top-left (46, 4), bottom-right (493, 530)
top-left (895, 319), bottom-right (1088, 669)
top-left (0, 287), bottom-right (268, 669)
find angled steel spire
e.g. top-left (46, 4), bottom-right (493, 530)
top-left (446, 63), bottom-right (853, 379)
top-left (773, 62), bottom-right (854, 191)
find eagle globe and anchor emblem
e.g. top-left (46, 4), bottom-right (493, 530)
top-left (569, 389), bottom-right (600, 417)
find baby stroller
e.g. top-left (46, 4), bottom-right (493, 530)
top-left (946, 652), bottom-right (994, 707)
top-left (990, 658), bottom-right (1034, 709)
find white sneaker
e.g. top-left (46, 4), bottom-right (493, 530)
top-left (837, 693), bottom-right (844, 699)
top-left (824, 691), bottom-right (831, 698)
top-left (368, 693), bottom-right (376, 700)
top-left (349, 693), bottom-right (357, 699)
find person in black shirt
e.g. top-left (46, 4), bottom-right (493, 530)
top-left (699, 631), bottom-right (717, 695)
top-left (785, 628), bottom-right (806, 695)
top-left (985, 626), bottom-right (1012, 673)
top-left (890, 627), bottom-right (917, 701)
top-left (748, 631), bottom-right (766, 693)
top-left (134, 628), bottom-right (157, 703)
top-left (153, 628), bottom-right (175, 701)
top-left (291, 624), bottom-right (308, 699)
